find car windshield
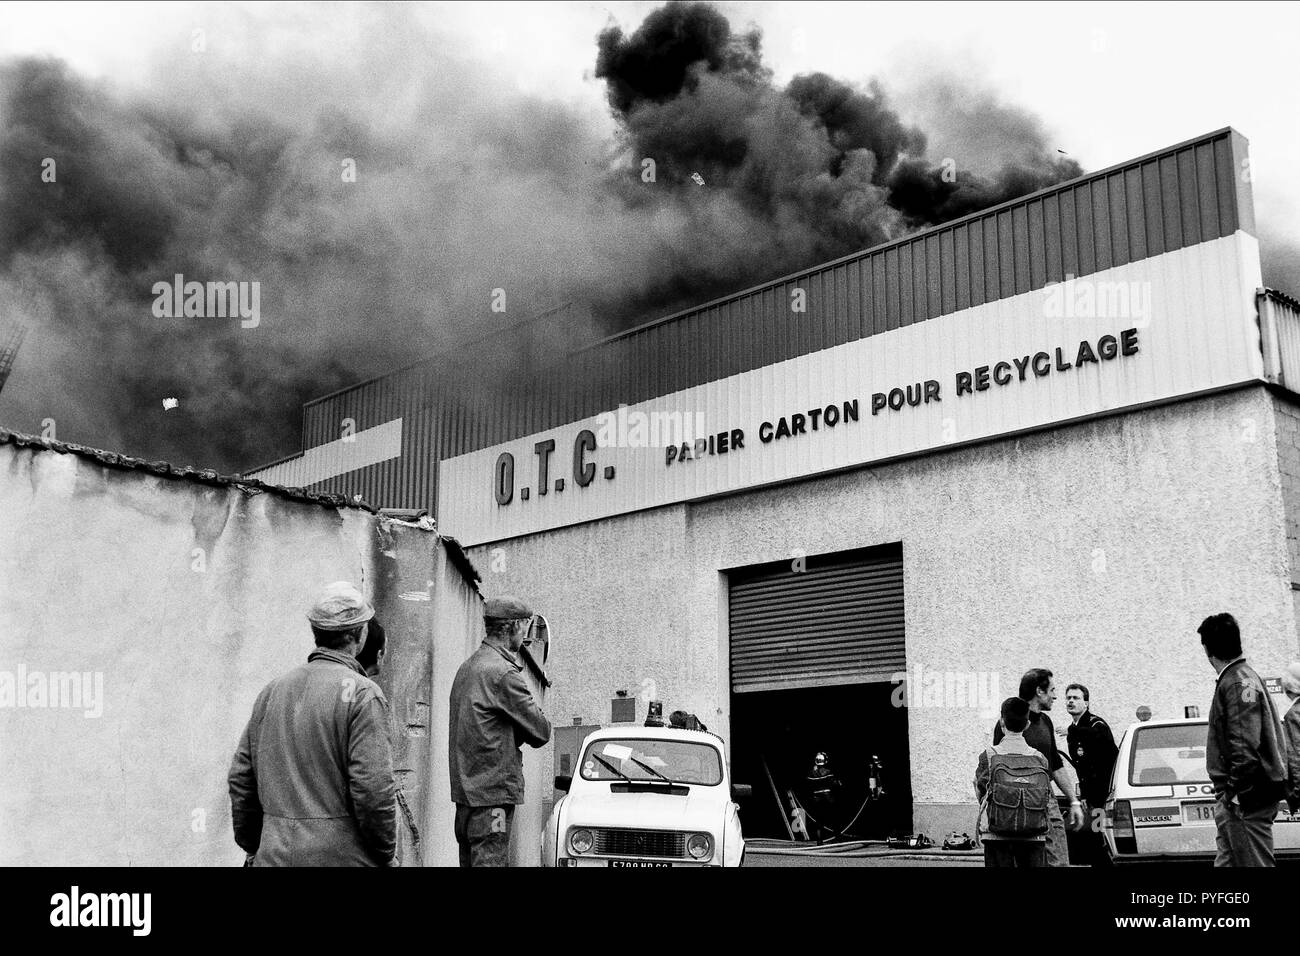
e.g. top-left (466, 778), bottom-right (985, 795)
top-left (580, 738), bottom-right (723, 786)
top-left (1129, 724), bottom-right (1209, 786)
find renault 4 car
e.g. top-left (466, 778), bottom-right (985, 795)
top-left (541, 726), bottom-right (749, 867)
top-left (1104, 716), bottom-right (1300, 863)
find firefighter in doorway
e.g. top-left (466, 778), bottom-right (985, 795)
top-left (806, 752), bottom-right (841, 838)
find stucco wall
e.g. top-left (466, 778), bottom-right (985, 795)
top-left (1271, 394), bottom-right (1300, 583)
top-left (0, 441), bottom-right (481, 866)
top-left (470, 386), bottom-right (1299, 839)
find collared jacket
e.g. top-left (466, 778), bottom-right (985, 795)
top-left (1284, 698), bottom-right (1300, 814)
top-left (1206, 658), bottom-right (1286, 812)
top-left (449, 641), bottom-right (552, 806)
top-left (228, 648), bottom-right (397, 866)
top-left (1067, 710), bottom-right (1119, 807)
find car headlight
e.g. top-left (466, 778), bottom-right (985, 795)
top-left (568, 828), bottom-right (594, 854)
top-left (687, 833), bottom-right (712, 860)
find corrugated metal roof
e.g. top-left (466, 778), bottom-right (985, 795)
top-left (257, 127), bottom-right (1258, 514)
top-left (1262, 287), bottom-right (1300, 311)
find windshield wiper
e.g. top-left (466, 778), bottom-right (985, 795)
top-left (630, 756), bottom-right (679, 786)
top-left (592, 753), bottom-right (632, 782)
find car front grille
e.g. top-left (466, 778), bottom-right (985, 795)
top-left (592, 827), bottom-right (688, 859)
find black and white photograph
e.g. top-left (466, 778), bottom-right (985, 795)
top-left (1, 0), bottom-right (1299, 935)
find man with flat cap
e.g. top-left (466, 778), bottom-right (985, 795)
top-left (228, 581), bottom-right (398, 866)
top-left (449, 594), bottom-right (552, 867)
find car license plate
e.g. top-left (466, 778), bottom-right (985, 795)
top-left (608, 859), bottom-right (672, 867)
top-left (1182, 801), bottom-right (1216, 825)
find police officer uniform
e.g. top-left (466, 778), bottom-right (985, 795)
top-left (448, 596), bottom-right (552, 867)
top-left (1066, 709), bottom-right (1118, 808)
top-left (1067, 708), bottom-right (1118, 865)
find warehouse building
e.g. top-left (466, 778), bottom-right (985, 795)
top-left (250, 128), bottom-right (1300, 839)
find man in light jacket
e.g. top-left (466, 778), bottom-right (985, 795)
top-left (228, 581), bottom-right (397, 866)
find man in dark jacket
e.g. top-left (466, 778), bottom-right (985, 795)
top-left (1064, 683), bottom-right (1118, 866)
top-left (1199, 612), bottom-right (1287, 867)
top-left (449, 595), bottom-right (552, 867)
top-left (1281, 662), bottom-right (1300, 815)
top-left (228, 581), bottom-right (397, 866)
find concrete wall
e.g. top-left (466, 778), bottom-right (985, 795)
top-left (0, 440), bottom-right (485, 866)
top-left (470, 386), bottom-right (1300, 840)
top-left (1271, 394), bottom-right (1300, 583)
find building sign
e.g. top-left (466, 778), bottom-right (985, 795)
top-left (439, 236), bottom-right (1263, 547)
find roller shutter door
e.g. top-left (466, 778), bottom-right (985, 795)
top-left (729, 547), bottom-right (905, 693)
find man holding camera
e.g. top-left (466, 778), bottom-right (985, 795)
top-left (448, 595), bottom-right (552, 867)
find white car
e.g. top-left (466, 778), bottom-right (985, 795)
top-left (1104, 716), bottom-right (1300, 863)
top-left (541, 726), bottom-right (749, 867)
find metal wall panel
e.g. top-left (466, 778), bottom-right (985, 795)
top-left (729, 547), bottom-right (905, 693)
top-left (437, 234), bottom-right (1265, 546)
top-left (1260, 289), bottom-right (1300, 392)
top-left (273, 129), bottom-right (1256, 513)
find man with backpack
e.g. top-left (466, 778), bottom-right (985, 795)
top-left (975, 697), bottom-right (1052, 866)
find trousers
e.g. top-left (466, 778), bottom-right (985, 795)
top-left (1045, 800), bottom-right (1069, 867)
top-left (983, 840), bottom-right (1047, 867)
top-left (1213, 798), bottom-right (1275, 867)
top-left (454, 804), bottom-right (515, 868)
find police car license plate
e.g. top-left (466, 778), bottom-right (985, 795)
top-left (1182, 801), bottom-right (1216, 825)
top-left (608, 860), bottom-right (672, 867)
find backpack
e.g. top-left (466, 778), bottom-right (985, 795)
top-left (983, 748), bottom-right (1051, 838)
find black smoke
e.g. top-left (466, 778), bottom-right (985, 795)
top-left (592, 1), bottom-right (1082, 318)
top-left (0, 2), bottom-right (1086, 472)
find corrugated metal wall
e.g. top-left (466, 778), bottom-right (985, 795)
top-left (280, 128), bottom-right (1254, 512)
top-left (1260, 288), bottom-right (1300, 392)
top-left (728, 546), bottom-right (906, 693)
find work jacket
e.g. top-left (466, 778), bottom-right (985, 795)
top-left (228, 648), bottom-right (397, 866)
top-left (1067, 710), bottom-right (1118, 807)
top-left (806, 766), bottom-right (838, 798)
top-left (1206, 658), bottom-right (1286, 812)
top-left (449, 641), bottom-right (552, 806)
top-left (1284, 698), bottom-right (1300, 813)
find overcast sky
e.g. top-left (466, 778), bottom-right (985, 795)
top-left (5, 0), bottom-right (1298, 229)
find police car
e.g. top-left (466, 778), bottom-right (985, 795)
top-left (1103, 716), bottom-right (1300, 863)
top-left (540, 726), bottom-right (748, 867)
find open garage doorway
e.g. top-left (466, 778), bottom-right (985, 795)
top-left (726, 545), bottom-right (913, 840)
top-left (730, 683), bottom-right (912, 839)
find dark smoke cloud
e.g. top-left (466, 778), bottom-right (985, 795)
top-left (0, 1), bottom-right (1086, 472)
top-left (593, 1), bottom-right (1082, 312)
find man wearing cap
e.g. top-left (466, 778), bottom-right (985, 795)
top-left (228, 581), bottom-right (398, 866)
top-left (448, 595), bottom-right (552, 867)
